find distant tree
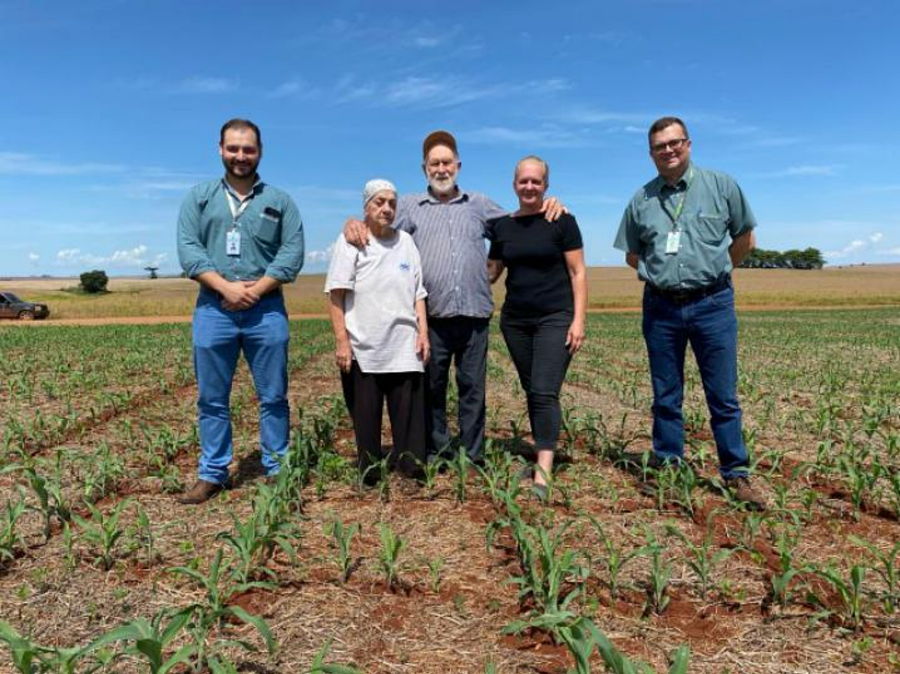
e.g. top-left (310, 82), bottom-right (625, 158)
top-left (80, 269), bottom-right (109, 293)
top-left (144, 266), bottom-right (159, 279)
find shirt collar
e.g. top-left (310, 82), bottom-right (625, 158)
top-left (221, 174), bottom-right (264, 201)
top-left (656, 163), bottom-right (692, 194)
top-left (419, 185), bottom-right (470, 205)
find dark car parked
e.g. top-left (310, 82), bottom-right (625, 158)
top-left (0, 292), bottom-right (50, 320)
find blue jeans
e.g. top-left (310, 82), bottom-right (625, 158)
top-left (642, 284), bottom-right (748, 479)
top-left (192, 288), bottom-right (290, 484)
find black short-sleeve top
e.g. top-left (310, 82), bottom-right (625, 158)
top-left (487, 212), bottom-right (583, 318)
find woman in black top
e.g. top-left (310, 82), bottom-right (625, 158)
top-left (487, 156), bottom-right (587, 500)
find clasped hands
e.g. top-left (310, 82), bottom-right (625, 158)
top-left (220, 280), bottom-right (263, 311)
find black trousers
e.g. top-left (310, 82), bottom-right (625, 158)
top-left (500, 311), bottom-right (573, 452)
top-left (425, 316), bottom-right (489, 462)
top-left (340, 361), bottom-right (426, 480)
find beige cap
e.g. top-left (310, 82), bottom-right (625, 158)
top-left (422, 130), bottom-right (458, 159)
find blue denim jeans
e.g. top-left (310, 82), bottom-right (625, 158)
top-left (642, 283), bottom-right (748, 479)
top-left (192, 288), bottom-right (290, 484)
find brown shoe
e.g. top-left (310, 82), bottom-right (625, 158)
top-left (177, 479), bottom-right (228, 505)
top-left (724, 476), bottom-right (766, 511)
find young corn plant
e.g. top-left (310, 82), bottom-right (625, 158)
top-left (0, 620), bottom-right (103, 674)
top-left (812, 563), bottom-right (868, 631)
top-left (508, 519), bottom-right (588, 619)
top-left (308, 637), bottom-right (364, 673)
top-left (132, 503), bottom-right (157, 567)
top-left (850, 535), bottom-right (899, 614)
top-left (0, 490), bottom-right (27, 565)
top-left (643, 528), bottom-right (672, 616)
top-left (325, 515), bottom-right (361, 584)
top-left (378, 524), bottom-right (406, 591)
top-left (427, 556), bottom-right (445, 593)
top-left (169, 549), bottom-right (276, 672)
top-left (585, 516), bottom-right (643, 601)
top-left (769, 525), bottom-right (807, 610)
top-left (666, 518), bottom-right (734, 600)
top-left (450, 447), bottom-right (470, 504)
top-left (217, 487), bottom-right (301, 584)
top-left (89, 606), bottom-right (197, 674)
top-left (72, 498), bottom-right (133, 571)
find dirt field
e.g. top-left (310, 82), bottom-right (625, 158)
top-left (3, 264), bottom-right (898, 321)
top-left (1, 269), bottom-right (899, 673)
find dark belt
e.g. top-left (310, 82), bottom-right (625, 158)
top-left (648, 275), bottom-right (731, 305)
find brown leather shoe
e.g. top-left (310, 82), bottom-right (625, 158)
top-left (724, 476), bottom-right (766, 511)
top-left (177, 479), bottom-right (228, 505)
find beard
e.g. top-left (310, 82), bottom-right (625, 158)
top-left (428, 175), bottom-right (457, 197)
top-left (223, 157), bottom-right (260, 182)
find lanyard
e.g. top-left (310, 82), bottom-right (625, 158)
top-left (224, 188), bottom-right (253, 221)
top-left (660, 166), bottom-right (693, 230)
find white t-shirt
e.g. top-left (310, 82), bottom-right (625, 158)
top-left (324, 230), bottom-right (428, 373)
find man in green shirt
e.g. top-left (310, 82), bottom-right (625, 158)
top-left (614, 116), bottom-right (764, 509)
top-left (176, 118), bottom-right (304, 504)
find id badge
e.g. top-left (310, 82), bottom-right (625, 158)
top-left (226, 229), bottom-right (241, 256)
top-left (665, 230), bottom-right (681, 255)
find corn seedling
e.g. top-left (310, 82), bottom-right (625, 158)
top-left (72, 498), bottom-right (133, 571)
top-left (325, 515), bottom-right (361, 584)
top-left (169, 549), bottom-right (276, 672)
top-left (89, 606), bottom-right (196, 674)
top-left (666, 517), bottom-right (734, 600)
top-left (378, 524), bottom-right (406, 590)
top-left (812, 563), bottom-right (867, 631)
top-left (643, 528), bottom-right (672, 615)
top-left (308, 637), bottom-right (364, 673)
top-left (585, 516), bottom-right (642, 601)
top-left (850, 535), bottom-right (899, 614)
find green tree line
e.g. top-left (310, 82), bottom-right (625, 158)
top-left (740, 247), bottom-right (825, 269)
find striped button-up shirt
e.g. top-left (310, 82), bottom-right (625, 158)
top-left (394, 188), bottom-right (505, 318)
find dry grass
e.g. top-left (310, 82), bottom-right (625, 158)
top-left (3, 264), bottom-right (898, 320)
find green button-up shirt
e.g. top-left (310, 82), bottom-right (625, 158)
top-left (613, 163), bottom-right (756, 289)
top-left (177, 177), bottom-right (304, 283)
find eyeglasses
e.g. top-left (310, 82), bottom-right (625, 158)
top-left (651, 138), bottom-right (688, 153)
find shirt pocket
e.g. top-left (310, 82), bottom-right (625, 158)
top-left (692, 212), bottom-right (728, 245)
top-left (252, 210), bottom-right (282, 245)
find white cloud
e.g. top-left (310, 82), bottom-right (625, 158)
top-left (28, 252), bottom-right (39, 263)
top-left (174, 77), bottom-right (238, 94)
top-left (825, 231), bottom-right (888, 259)
top-left (465, 125), bottom-right (584, 148)
top-left (55, 245), bottom-right (167, 268)
top-left (0, 152), bottom-right (124, 176)
top-left (336, 75), bottom-right (570, 110)
top-left (753, 164), bottom-right (843, 179)
top-left (414, 36), bottom-right (440, 47)
top-left (306, 243), bottom-right (335, 264)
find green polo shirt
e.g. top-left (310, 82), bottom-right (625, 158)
top-left (177, 177), bottom-right (304, 283)
top-left (613, 163), bottom-right (756, 290)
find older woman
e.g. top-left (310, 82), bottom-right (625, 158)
top-left (325, 180), bottom-right (430, 484)
top-left (487, 156), bottom-right (587, 500)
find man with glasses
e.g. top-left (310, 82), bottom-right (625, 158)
top-left (176, 118), bottom-right (304, 504)
top-left (614, 116), bottom-right (765, 509)
top-left (344, 131), bottom-right (564, 466)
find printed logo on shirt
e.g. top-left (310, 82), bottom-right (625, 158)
top-left (400, 262), bottom-right (411, 272)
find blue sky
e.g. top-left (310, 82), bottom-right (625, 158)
top-left (2, 0), bottom-right (897, 277)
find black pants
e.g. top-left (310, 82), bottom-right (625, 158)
top-left (500, 311), bottom-right (573, 451)
top-left (425, 317), bottom-right (489, 462)
top-left (340, 361), bottom-right (426, 480)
